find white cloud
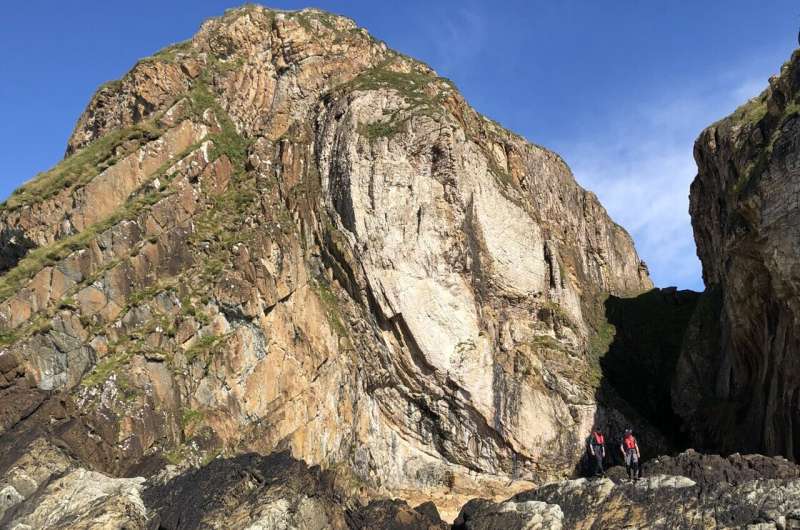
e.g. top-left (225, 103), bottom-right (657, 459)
top-left (560, 74), bottom-right (772, 291)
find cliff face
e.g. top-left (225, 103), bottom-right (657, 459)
top-left (677, 49), bottom-right (800, 459)
top-left (0, 6), bottom-right (653, 523)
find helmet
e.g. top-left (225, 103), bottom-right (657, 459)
top-left (624, 428), bottom-right (632, 435)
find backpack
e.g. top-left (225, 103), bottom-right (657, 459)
top-left (623, 435), bottom-right (637, 450)
top-left (592, 432), bottom-right (604, 446)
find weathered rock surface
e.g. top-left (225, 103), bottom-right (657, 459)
top-left (4, 467), bottom-right (147, 530)
top-left (636, 449), bottom-right (800, 487)
top-left (145, 452), bottom-right (349, 529)
top-left (458, 470), bottom-right (800, 529)
top-left (0, 5), bottom-right (656, 521)
top-left (677, 48), bottom-right (800, 459)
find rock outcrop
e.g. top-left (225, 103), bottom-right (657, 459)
top-left (631, 449), bottom-right (800, 487)
top-left (677, 48), bottom-right (800, 459)
top-left (457, 465), bottom-right (800, 529)
top-left (0, 4), bottom-right (658, 525)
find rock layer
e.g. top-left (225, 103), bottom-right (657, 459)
top-left (458, 470), bottom-right (800, 529)
top-left (0, 4), bottom-right (654, 524)
top-left (678, 49), bottom-right (800, 459)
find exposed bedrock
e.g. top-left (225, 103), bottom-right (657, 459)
top-left (676, 48), bottom-right (800, 460)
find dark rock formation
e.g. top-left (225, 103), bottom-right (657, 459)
top-left (600, 288), bottom-right (700, 450)
top-left (348, 499), bottom-right (448, 530)
top-left (677, 48), bottom-right (800, 459)
top-left (637, 449), bottom-right (800, 487)
top-left (0, 228), bottom-right (36, 275)
top-left (457, 455), bottom-right (800, 529)
top-left (146, 452), bottom-right (352, 529)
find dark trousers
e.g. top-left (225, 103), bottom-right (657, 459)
top-left (592, 451), bottom-right (604, 476)
top-left (625, 450), bottom-right (640, 479)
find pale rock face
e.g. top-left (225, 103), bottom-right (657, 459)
top-left (0, 5), bottom-right (653, 523)
top-left (455, 498), bottom-right (564, 530)
top-left (5, 469), bottom-right (147, 530)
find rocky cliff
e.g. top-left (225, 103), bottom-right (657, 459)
top-left (676, 48), bottom-right (800, 460)
top-left (0, 5), bottom-right (658, 525)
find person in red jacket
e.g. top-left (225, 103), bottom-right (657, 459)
top-left (586, 427), bottom-right (606, 477)
top-left (620, 428), bottom-right (641, 481)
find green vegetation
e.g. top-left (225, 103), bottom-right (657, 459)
top-left (730, 94), bottom-right (769, 128)
top-left (530, 334), bottom-right (567, 353)
top-left (358, 119), bottom-right (408, 140)
top-left (598, 288), bottom-right (701, 443)
top-left (150, 39), bottom-right (193, 63)
top-left (184, 334), bottom-right (225, 363)
top-left (80, 350), bottom-right (132, 388)
top-left (730, 94), bottom-right (800, 196)
top-left (181, 407), bottom-right (204, 429)
top-left (291, 9), bottom-right (341, 33)
top-left (187, 79), bottom-right (252, 170)
top-left (164, 447), bottom-right (186, 466)
top-left (589, 318), bottom-right (616, 361)
top-left (0, 125), bottom-right (161, 213)
top-left (0, 331), bottom-right (20, 348)
top-left (343, 62), bottom-right (452, 141)
top-left (313, 279), bottom-right (348, 337)
top-left (0, 148), bottom-right (189, 305)
top-left (128, 284), bottom-right (168, 307)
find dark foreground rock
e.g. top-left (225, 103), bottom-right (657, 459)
top-left (145, 451), bottom-right (446, 530)
top-left (348, 499), bottom-right (448, 530)
top-left (457, 474), bottom-right (800, 529)
top-left (145, 452), bottom-right (349, 529)
top-left (640, 449), bottom-right (800, 486)
top-left (6, 447), bottom-right (800, 529)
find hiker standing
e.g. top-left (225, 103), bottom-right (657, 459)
top-left (620, 428), bottom-right (641, 481)
top-left (586, 428), bottom-right (606, 477)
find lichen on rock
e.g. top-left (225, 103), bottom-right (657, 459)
top-left (0, 5), bottom-right (670, 527)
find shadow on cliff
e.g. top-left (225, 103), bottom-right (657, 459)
top-left (583, 288), bottom-right (700, 472)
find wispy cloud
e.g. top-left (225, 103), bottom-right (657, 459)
top-left (560, 73), bottom-right (772, 291)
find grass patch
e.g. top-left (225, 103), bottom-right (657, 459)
top-left (530, 334), bottom-right (567, 353)
top-left (164, 447), bottom-right (186, 466)
top-left (358, 118), bottom-right (408, 140)
top-left (0, 331), bottom-right (20, 347)
top-left (291, 9), bottom-right (341, 33)
top-left (0, 131), bottom-right (199, 308)
top-left (184, 334), bottom-right (224, 362)
top-left (730, 93), bottom-right (800, 196)
top-left (181, 407), bottom-right (204, 429)
top-left (313, 279), bottom-right (348, 337)
top-left (150, 39), bottom-right (193, 63)
top-left (187, 78), bottom-right (252, 169)
top-left (80, 350), bottom-right (132, 388)
top-left (730, 94), bottom-right (768, 128)
top-left (342, 61), bottom-right (451, 141)
top-left (1, 124), bottom-right (161, 213)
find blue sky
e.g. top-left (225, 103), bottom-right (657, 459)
top-left (1, 1), bottom-right (797, 290)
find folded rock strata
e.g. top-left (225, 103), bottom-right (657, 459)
top-left (0, 4), bottom-right (659, 524)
